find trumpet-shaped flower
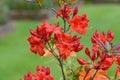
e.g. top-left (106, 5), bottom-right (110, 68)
top-left (69, 14), bottom-right (89, 34)
top-left (55, 32), bottom-right (83, 60)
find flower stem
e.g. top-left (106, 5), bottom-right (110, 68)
top-left (114, 71), bottom-right (117, 80)
top-left (47, 42), bottom-right (66, 80)
top-left (83, 68), bottom-right (91, 80)
top-left (66, 25), bottom-right (71, 32)
top-left (58, 58), bottom-right (66, 80)
top-left (47, 42), bottom-right (58, 58)
top-left (92, 56), bottom-right (106, 80)
top-left (63, 18), bottom-right (66, 32)
top-left (51, 8), bottom-right (63, 19)
top-left (92, 68), bottom-right (100, 80)
top-left (114, 66), bottom-right (118, 80)
top-left (63, 7), bottom-right (67, 32)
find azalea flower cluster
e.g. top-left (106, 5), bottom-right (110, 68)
top-left (22, 4), bottom-right (120, 80)
top-left (27, 6), bottom-right (89, 60)
top-left (78, 30), bottom-right (120, 79)
top-left (24, 66), bottom-right (54, 80)
top-left (57, 6), bottom-right (89, 34)
top-left (24, 5), bottom-right (89, 80)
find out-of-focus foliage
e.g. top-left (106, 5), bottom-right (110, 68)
top-left (57, 0), bottom-right (78, 6)
top-left (41, 0), bottom-right (59, 8)
top-left (0, 0), bottom-right (8, 25)
top-left (35, 0), bottom-right (44, 6)
top-left (6, 0), bottom-right (60, 11)
top-left (84, 0), bottom-right (92, 4)
top-left (6, 0), bottom-right (40, 10)
top-left (29, 0), bottom-right (78, 7)
top-left (5, 0), bottom-right (78, 11)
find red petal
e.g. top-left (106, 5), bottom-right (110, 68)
top-left (30, 29), bottom-right (38, 36)
top-left (91, 37), bottom-right (97, 44)
top-left (116, 56), bottom-right (120, 65)
top-left (92, 44), bottom-right (99, 54)
top-left (94, 56), bottom-right (114, 70)
top-left (94, 30), bottom-right (99, 38)
top-left (107, 30), bottom-right (114, 42)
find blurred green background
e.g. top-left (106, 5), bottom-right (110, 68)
top-left (0, 0), bottom-right (120, 80)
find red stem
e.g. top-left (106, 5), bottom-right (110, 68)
top-left (83, 69), bottom-right (91, 80)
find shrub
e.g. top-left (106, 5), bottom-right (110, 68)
top-left (6, 0), bottom-right (40, 11)
top-left (0, 4), bottom-right (9, 25)
top-left (6, 0), bottom-right (59, 11)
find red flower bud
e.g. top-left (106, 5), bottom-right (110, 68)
top-left (77, 58), bottom-right (89, 65)
top-left (91, 54), bottom-right (97, 61)
top-left (85, 48), bottom-right (91, 58)
top-left (73, 6), bottom-right (78, 17)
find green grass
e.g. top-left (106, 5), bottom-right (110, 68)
top-left (0, 4), bottom-right (120, 80)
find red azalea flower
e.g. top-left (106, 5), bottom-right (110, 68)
top-left (27, 36), bottom-right (45, 56)
top-left (70, 36), bottom-right (84, 52)
top-left (56, 6), bottom-right (72, 20)
top-left (100, 34), bottom-right (108, 44)
top-left (94, 56), bottom-right (115, 70)
top-left (92, 30), bottom-right (114, 45)
top-left (55, 32), bottom-right (72, 43)
top-left (91, 30), bottom-right (116, 56)
top-left (24, 66), bottom-right (55, 80)
top-left (24, 71), bottom-right (33, 80)
top-left (69, 14), bottom-right (89, 34)
top-left (56, 42), bottom-right (72, 60)
top-left (28, 20), bottom-right (62, 56)
top-left (30, 20), bottom-right (62, 42)
top-left (55, 32), bottom-right (83, 60)
top-left (36, 20), bottom-right (57, 42)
